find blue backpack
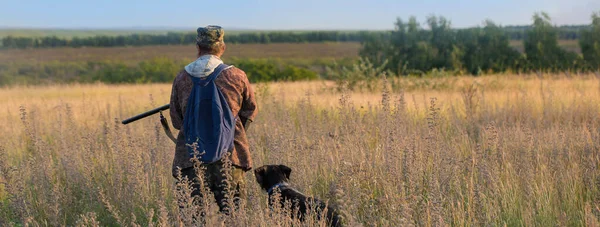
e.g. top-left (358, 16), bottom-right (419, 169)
top-left (183, 63), bottom-right (236, 163)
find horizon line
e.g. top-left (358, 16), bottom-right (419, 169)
top-left (0, 23), bottom-right (592, 31)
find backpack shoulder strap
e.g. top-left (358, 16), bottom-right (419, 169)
top-left (207, 63), bottom-right (231, 81)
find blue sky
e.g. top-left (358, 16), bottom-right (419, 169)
top-left (1, 0), bottom-right (598, 30)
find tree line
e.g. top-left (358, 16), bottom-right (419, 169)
top-left (0, 31), bottom-right (369, 49)
top-left (504, 25), bottom-right (585, 40)
top-left (360, 12), bottom-right (600, 75)
top-left (0, 25), bottom-right (590, 49)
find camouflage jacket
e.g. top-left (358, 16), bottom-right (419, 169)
top-left (169, 65), bottom-right (257, 176)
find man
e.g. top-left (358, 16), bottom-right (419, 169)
top-left (169, 25), bottom-right (258, 213)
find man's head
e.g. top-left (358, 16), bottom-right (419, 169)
top-left (195, 25), bottom-right (226, 57)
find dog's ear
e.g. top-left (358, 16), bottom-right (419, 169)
top-left (254, 166), bottom-right (266, 185)
top-left (278, 165), bottom-right (292, 180)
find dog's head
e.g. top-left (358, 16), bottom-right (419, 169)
top-left (254, 164), bottom-right (292, 191)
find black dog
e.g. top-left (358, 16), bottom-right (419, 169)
top-left (254, 165), bottom-right (343, 227)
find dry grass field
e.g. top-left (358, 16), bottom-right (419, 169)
top-left (1, 74), bottom-right (599, 226)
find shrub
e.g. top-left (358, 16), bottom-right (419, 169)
top-left (0, 57), bottom-right (324, 85)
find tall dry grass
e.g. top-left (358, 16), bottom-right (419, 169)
top-left (1, 74), bottom-right (599, 226)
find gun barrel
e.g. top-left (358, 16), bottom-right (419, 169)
top-left (122, 104), bottom-right (170, 125)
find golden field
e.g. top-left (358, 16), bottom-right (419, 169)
top-left (1, 75), bottom-right (600, 226)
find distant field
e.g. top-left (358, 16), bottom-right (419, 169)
top-left (0, 42), bottom-right (362, 64)
top-left (1, 39), bottom-right (582, 65)
top-left (0, 42), bottom-right (361, 86)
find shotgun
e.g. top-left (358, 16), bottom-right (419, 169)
top-left (121, 104), bottom-right (176, 143)
top-left (122, 104), bottom-right (170, 125)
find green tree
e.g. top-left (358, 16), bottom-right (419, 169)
top-left (580, 12), bottom-right (600, 74)
top-left (524, 12), bottom-right (569, 73)
top-left (426, 16), bottom-right (458, 70)
top-left (359, 31), bottom-right (392, 72)
top-left (2, 36), bottom-right (17, 48)
top-left (458, 20), bottom-right (520, 74)
top-left (388, 16), bottom-right (428, 74)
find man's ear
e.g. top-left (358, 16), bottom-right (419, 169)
top-left (278, 165), bottom-right (292, 180)
top-left (219, 43), bottom-right (227, 57)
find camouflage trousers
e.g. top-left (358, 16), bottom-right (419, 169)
top-left (179, 161), bottom-right (247, 214)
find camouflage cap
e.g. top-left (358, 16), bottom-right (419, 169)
top-left (196, 25), bottom-right (224, 46)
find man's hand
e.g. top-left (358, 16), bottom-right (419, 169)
top-left (240, 117), bottom-right (251, 132)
